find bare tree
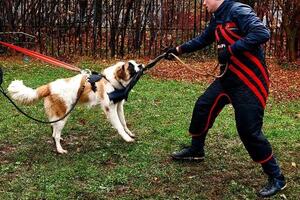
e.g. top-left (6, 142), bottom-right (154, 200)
top-left (276, 0), bottom-right (300, 62)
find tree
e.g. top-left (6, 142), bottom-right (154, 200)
top-left (276, 0), bottom-right (300, 62)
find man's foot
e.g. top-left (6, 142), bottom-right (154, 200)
top-left (171, 146), bottom-right (204, 161)
top-left (258, 174), bottom-right (286, 197)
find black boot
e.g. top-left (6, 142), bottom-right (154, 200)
top-left (171, 146), bottom-right (205, 161)
top-left (171, 136), bottom-right (205, 161)
top-left (258, 174), bottom-right (286, 197)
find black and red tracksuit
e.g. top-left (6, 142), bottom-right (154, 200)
top-left (179, 0), bottom-right (281, 177)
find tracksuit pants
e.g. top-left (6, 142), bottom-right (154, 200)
top-left (189, 79), bottom-right (281, 177)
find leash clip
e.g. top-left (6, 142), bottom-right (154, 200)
top-left (80, 69), bottom-right (92, 75)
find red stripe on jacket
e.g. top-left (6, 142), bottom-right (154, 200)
top-left (229, 65), bottom-right (266, 108)
top-left (231, 56), bottom-right (268, 99)
top-left (220, 24), bottom-right (270, 87)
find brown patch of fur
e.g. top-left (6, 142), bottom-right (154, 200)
top-left (44, 94), bottom-right (67, 118)
top-left (77, 75), bottom-right (88, 97)
top-left (77, 75), bottom-right (91, 103)
top-left (79, 76), bottom-right (107, 103)
top-left (97, 79), bottom-right (106, 99)
top-left (115, 63), bottom-right (129, 81)
top-left (79, 83), bottom-right (92, 103)
top-left (37, 85), bottom-right (50, 98)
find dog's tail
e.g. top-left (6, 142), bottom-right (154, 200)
top-left (7, 80), bottom-right (50, 105)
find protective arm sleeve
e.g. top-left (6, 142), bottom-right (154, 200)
top-left (179, 19), bottom-right (216, 54)
top-left (230, 5), bottom-right (270, 54)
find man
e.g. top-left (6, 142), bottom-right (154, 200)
top-left (165, 0), bottom-right (286, 197)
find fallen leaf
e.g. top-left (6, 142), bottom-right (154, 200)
top-left (280, 194), bottom-right (287, 199)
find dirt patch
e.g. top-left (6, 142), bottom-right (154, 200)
top-left (0, 145), bottom-right (16, 163)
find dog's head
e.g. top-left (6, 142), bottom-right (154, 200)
top-left (104, 60), bottom-right (144, 88)
top-left (115, 60), bottom-right (143, 81)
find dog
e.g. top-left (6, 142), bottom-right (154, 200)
top-left (7, 60), bottom-right (143, 154)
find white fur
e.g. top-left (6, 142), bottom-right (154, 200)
top-left (8, 80), bottom-right (38, 104)
top-left (50, 74), bottom-right (83, 108)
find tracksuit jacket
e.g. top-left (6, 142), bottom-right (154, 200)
top-left (179, 0), bottom-right (280, 176)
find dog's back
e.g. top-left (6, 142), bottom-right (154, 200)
top-left (8, 74), bottom-right (84, 105)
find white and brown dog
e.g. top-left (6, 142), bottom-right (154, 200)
top-left (7, 60), bottom-right (143, 154)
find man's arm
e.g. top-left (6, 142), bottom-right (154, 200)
top-left (179, 19), bottom-right (217, 54)
top-left (229, 4), bottom-right (270, 54)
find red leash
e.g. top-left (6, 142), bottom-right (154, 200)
top-left (0, 41), bottom-right (81, 72)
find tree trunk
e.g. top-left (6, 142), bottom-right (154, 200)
top-left (285, 28), bottom-right (297, 62)
top-left (277, 0), bottom-right (300, 62)
top-left (120, 0), bottom-right (134, 57)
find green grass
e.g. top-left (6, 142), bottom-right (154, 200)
top-left (0, 60), bottom-right (299, 199)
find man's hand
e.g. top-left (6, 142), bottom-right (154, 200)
top-left (218, 46), bottom-right (231, 65)
top-left (165, 47), bottom-right (180, 60)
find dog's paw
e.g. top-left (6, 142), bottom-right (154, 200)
top-left (123, 135), bottom-right (135, 142)
top-left (126, 138), bottom-right (135, 143)
top-left (125, 129), bottom-right (135, 138)
top-left (57, 148), bottom-right (68, 154)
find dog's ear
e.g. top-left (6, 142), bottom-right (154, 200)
top-left (116, 64), bottom-right (127, 80)
top-left (128, 62), bottom-right (134, 69)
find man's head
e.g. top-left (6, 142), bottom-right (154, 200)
top-left (203, 0), bottom-right (225, 13)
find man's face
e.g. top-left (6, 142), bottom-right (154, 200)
top-left (203, 0), bottom-right (223, 13)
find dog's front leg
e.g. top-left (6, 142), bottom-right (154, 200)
top-left (117, 100), bottom-right (135, 138)
top-left (106, 104), bottom-right (134, 142)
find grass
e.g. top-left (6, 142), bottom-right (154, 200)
top-left (0, 59), bottom-right (299, 199)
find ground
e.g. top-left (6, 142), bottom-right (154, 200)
top-left (0, 57), bottom-right (299, 199)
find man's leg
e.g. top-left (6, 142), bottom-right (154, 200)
top-left (172, 80), bottom-right (230, 161)
top-left (230, 86), bottom-right (286, 197)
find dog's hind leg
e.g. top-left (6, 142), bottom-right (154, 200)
top-left (105, 104), bottom-right (134, 142)
top-left (51, 120), bottom-right (68, 154)
top-left (117, 100), bottom-right (135, 138)
top-left (44, 95), bottom-right (69, 154)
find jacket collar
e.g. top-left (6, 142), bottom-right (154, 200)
top-left (213, 0), bottom-right (233, 18)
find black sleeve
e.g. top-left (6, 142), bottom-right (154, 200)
top-left (230, 4), bottom-right (270, 54)
top-left (179, 18), bottom-right (216, 54)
